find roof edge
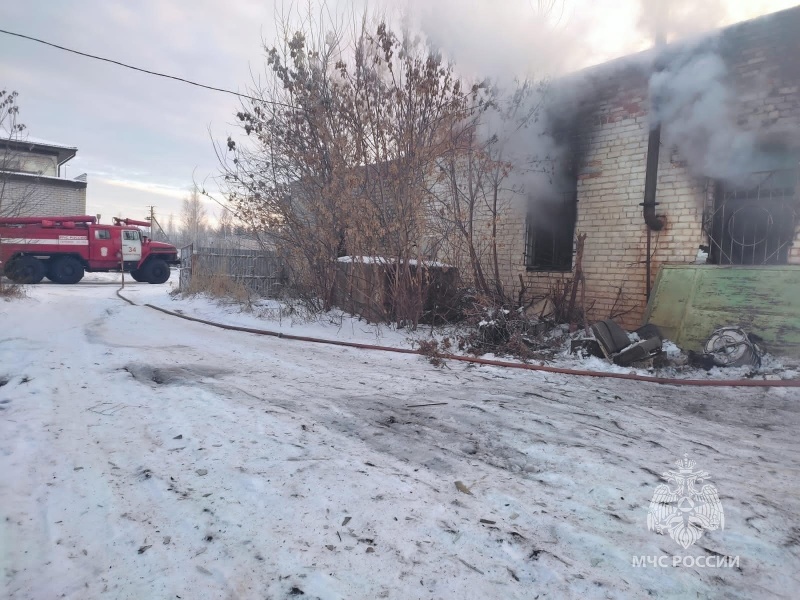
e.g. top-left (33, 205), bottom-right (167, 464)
top-left (2, 138), bottom-right (79, 166)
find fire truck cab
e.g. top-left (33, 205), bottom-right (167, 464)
top-left (0, 215), bottom-right (180, 284)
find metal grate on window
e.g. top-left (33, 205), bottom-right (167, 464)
top-left (706, 169), bottom-right (798, 265)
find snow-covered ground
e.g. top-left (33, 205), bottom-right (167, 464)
top-left (1, 277), bottom-right (799, 599)
top-left (129, 276), bottom-right (798, 382)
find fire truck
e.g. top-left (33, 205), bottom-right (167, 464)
top-left (0, 215), bottom-right (179, 284)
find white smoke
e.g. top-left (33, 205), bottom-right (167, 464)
top-left (636, 0), bottom-right (728, 44)
top-left (649, 43), bottom-right (761, 184)
top-left (485, 84), bottom-right (560, 166)
top-left (634, 0), bottom-right (795, 185)
top-left (402, 0), bottom-right (597, 82)
top-left (394, 0), bottom-right (792, 189)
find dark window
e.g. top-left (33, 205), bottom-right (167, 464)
top-left (525, 190), bottom-right (577, 271)
top-left (707, 167), bottom-right (798, 266)
top-left (524, 116), bottom-right (582, 271)
top-left (95, 230), bottom-right (111, 240)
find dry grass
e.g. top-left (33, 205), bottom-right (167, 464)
top-left (417, 339), bottom-right (446, 368)
top-left (255, 299), bottom-right (318, 324)
top-left (176, 268), bottom-right (252, 306)
top-left (0, 280), bottom-right (26, 300)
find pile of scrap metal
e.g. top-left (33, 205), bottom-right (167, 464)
top-left (689, 327), bottom-right (763, 370)
top-left (573, 319), bottom-right (665, 367)
top-left (572, 320), bottom-right (763, 370)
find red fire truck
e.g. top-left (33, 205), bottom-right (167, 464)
top-left (0, 215), bottom-right (179, 284)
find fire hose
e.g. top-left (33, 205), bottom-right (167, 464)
top-left (115, 289), bottom-right (800, 388)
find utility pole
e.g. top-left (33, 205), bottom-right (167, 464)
top-left (145, 206), bottom-right (172, 244)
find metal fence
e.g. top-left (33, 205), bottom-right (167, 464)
top-left (179, 244), bottom-right (287, 297)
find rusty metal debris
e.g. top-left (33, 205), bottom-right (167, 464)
top-left (702, 327), bottom-right (763, 368)
top-left (588, 319), bottom-right (664, 367)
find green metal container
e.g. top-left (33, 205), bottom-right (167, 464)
top-left (644, 265), bottom-right (800, 358)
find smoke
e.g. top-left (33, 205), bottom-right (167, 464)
top-left (636, 0), bottom-right (728, 44)
top-left (397, 0), bottom-right (792, 192)
top-left (649, 43), bottom-right (761, 184)
top-left (635, 0), bottom-right (791, 186)
top-left (399, 1), bottom-right (722, 201)
top-left (404, 0), bottom-right (733, 82)
top-left (488, 89), bottom-right (568, 209)
top-left (403, 0), bottom-right (598, 81)
top-left (396, 1), bottom-right (594, 202)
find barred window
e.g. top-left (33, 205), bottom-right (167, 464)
top-left (707, 164), bottom-right (798, 266)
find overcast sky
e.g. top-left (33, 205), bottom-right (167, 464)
top-left (1, 0), bottom-right (796, 225)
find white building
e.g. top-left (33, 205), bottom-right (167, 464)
top-left (0, 137), bottom-right (88, 217)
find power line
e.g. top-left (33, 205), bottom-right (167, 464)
top-left (0, 28), bottom-right (291, 108)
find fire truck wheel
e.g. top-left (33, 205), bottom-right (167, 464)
top-left (129, 269), bottom-right (146, 282)
top-left (5, 256), bottom-right (46, 284)
top-left (51, 256), bottom-right (85, 284)
top-left (45, 261), bottom-right (60, 282)
top-left (143, 258), bottom-right (170, 284)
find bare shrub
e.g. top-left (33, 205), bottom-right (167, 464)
top-left (545, 277), bottom-right (575, 323)
top-left (218, 11), bottom-right (490, 322)
top-left (457, 296), bottom-right (537, 357)
top-left (0, 281), bottom-right (26, 300)
top-left (418, 339), bottom-right (446, 368)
